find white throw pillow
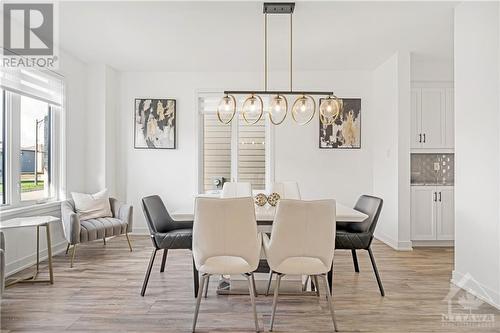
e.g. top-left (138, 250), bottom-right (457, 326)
top-left (71, 189), bottom-right (112, 221)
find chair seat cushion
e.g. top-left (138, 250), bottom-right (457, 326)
top-left (80, 217), bottom-right (128, 242)
top-left (335, 230), bottom-right (372, 250)
top-left (155, 228), bottom-right (192, 249)
top-left (199, 255), bottom-right (253, 275)
top-left (274, 256), bottom-right (330, 275)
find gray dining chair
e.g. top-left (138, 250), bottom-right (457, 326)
top-left (141, 195), bottom-right (199, 297)
top-left (329, 195), bottom-right (385, 296)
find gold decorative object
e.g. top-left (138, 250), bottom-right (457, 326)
top-left (291, 95), bottom-right (316, 125)
top-left (269, 94), bottom-right (288, 125)
top-left (267, 192), bottom-right (281, 207)
top-left (216, 94), bottom-right (236, 124)
top-left (254, 193), bottom-right (268, 206)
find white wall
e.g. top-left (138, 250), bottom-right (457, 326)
top-left (411, 57), bottom-right (454, 82)
top-left (372, 52), bottom-right (411, 250)
top-left (453, 2), bottom-right (500, 308)
top-left (119, 70), bottom-right (374, 232)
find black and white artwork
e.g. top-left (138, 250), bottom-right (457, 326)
top-left (319, 98), bottom-right (361, 149)
top-left (134, 98), bottom-right (176, 149)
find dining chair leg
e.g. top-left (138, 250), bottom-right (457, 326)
top-left (246, 273), bottom-right (260, 332)
top-left (70, 244), bottom-right (77, 268)
top-left (65, 243), bottom-right (70, 255)
top-left (312, 275), bottom-right (320, 297)
top-left (192, 258), bottom-right (199, 298)
top-left (302, 275), bottom-right (310, 292)
top-left (204, 275), bottom-right (210, 298)
top-left (367, 247), bottom-right (385, 296)
top-left (352, 249), bottom-right (360, 273)
top-left (270, 273), bottom-right (282, 332)
top-left (251, 272), bottom-right (258, 297)
top-left (141, 249), bottom-right (157, 296)
top-left (192, 274), bottom-right (207, 332)
top-left (103, 237), bottom-right (106, 246)
top-left (265, 271), bottom-right (273, 296)
top-left (322, 274), bottom-right (339, 332)
top-left (160, 249), bottom-right (168, 273)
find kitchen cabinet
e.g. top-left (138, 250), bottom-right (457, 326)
top-left (411, 186), bottom-right (454, 241)
top-left (411, 87), bottom-right (454, 150)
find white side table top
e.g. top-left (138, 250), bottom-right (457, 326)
top-left (0, 216), bottom-right (60, 229)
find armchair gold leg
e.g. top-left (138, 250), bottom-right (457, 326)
top-left (125, 233), bottom-right (133, 252)
top-left (70, 244), bottom-right (77, 268)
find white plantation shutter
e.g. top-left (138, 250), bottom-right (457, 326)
top-left (238, 116), bottom-right (265, 190)
top-left (199, 93), bottom-right (267, 192)
top-left (200, 94), bottom-right (232, 192)
top-left (0, 68), bottom-right (64, 106)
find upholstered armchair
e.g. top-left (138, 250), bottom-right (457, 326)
top-left (0, 231), bottom-right (5, 295)
top-left (61, 198), bottom-right (133, 267)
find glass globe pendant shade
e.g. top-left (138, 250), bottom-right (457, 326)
top-left (291, 95), bottom-right (316, 125)
top-left (242, 94), bottom-right (264, 125)
top-left (217, 94), bottom-right (236, 124)
top-left (319, 96), bottom-right (342, 125)
top-left (269, 94), bottom-right (288, 125)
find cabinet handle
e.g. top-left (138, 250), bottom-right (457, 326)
top-left (423, 133), bottom-right (426, 143)
top-left (419, 134), bottom-right (422, 143)
top-left (439, 192), bottom-right (442, 202)
top-left (434, 192), bottom-right (437, 202)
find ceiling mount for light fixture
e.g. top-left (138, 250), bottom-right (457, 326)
top-left (217, 2), bottom-right (338, 125)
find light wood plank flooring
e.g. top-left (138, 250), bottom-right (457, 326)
top-left (1, 236), bottom-right (499, 332)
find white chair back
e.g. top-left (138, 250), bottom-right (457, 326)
top-left (270, 181), bottom-right (301, 199)
top-left (267, 199), bottom-right (336, 270)
top-left (193, 197), bottom-right (261, 270)
top-left (221, 182), bottom-right (252, 198)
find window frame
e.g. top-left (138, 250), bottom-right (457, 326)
top-left (196, 91), bottom-right (275, 194)
top-left (0, 90), bottom-right (62, 210)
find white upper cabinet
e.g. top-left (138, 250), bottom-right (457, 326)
top-left (411, 85), bottom-right (454, 150)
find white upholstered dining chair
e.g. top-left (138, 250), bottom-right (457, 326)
top-left (269, 181), bottom-right (301, 200)
top-left (263, 199), bottom-right (338, 332)
top-left (221, 182), bottom-right (252, 198)
top-left (192, 197), bottom-right (262, 332)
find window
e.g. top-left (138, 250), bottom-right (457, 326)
top-left (20, 96), bottom-right (51, 202)
top-left (199, 93), bottom-right (271, 193)
top-left (0, 68), bottom-right (63, 208)
top-left (0, 90), bottom-right (4, 205)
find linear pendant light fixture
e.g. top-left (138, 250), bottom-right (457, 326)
top-left (217, 2), bottom-right (343, 126)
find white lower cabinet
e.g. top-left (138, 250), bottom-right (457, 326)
top-left (411, 186), bottom-right (454, 241)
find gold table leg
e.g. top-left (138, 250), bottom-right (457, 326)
top-left (6, 222), bottom-right (54, 287)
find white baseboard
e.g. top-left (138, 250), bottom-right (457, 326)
top-left (451, 270), bottom-right (500, 310)
top-left (374, 231), bottom-right (413, 251)
top-left (6, 240), bottom-right (68, 277)
top-left (131, 227), bottom-right (149, 235)
top-left (412, 240), bottom-right (454, 247)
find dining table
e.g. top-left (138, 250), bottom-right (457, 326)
top-left (172, 196), bottom-right (369, 295)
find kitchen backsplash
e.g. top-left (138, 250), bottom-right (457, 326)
top-left (411, 153), bottom-right (454, 185)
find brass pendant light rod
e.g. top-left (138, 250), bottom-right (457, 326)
top-left (290, 12), bottom-right (292, 91)
top-left (224, 90), bottom-right (333, 96)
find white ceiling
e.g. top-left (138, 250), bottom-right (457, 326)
top-left (59, 1), bottom-right (455, 72)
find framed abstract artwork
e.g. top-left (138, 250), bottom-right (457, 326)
top-left (319, 98), bottom-right (361, 149)
top-left (134, 98), bottom-right (176, 149)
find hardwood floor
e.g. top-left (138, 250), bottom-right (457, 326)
top-left (1, 236), bottom-right (499, 332)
